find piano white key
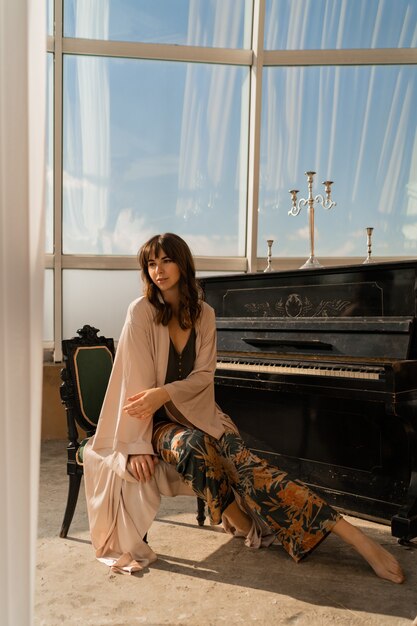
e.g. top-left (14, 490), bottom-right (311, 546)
top-left (216, 360), bottom-right (382, 380)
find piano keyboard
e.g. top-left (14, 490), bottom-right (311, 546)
top-left (216, 359), bottom-right (385, 381)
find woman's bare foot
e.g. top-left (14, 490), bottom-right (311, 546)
top-left (332, 518), bottom-right (405, 583)
top-left (223, 500), bottom-right (252, 536)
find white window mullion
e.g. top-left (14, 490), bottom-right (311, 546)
top-left (53, 0), bottom-right (63, 362)
top-left (62, 37), bottom-right (252, 65)
top-left (246, 0), bottom-right (265, 272)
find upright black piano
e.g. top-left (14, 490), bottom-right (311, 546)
top-left (200, 260), bottom-right (417, 543)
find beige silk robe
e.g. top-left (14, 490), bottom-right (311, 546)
top-left (83, 296), bottom-right (232, 573)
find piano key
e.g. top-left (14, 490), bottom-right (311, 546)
top-left (216, 359), bottom-right (384, 380)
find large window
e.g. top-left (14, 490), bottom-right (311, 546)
top-left (258, 64), bottom-right (417, 257)
top-left (63, 56), bottom-right (249, 256)
top-left (46, 0), bottom-right (417, 356)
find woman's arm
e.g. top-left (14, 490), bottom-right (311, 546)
top-left (104, 300), bottom-right (160, 456)
top-left (123, 386), bottom-right (170, 420)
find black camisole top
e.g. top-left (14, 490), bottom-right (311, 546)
top-left (153, 327), bottom-right (196, 424)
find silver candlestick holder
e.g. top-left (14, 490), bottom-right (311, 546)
top-left (363, 227), bottom-right (374, 264)
top-left (264, 239), bottom-right (274, 272)
top-left (289, 171), bottom-right (337, 269)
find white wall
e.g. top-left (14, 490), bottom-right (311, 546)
top-left (0, 1), bottom-right (45, 624)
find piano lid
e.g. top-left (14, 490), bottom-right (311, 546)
top-left (200, 259), bottom-right (417, 319)
top-left (200, 260), bottom-right (417, 361)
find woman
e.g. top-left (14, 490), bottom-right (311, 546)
top-left (84, 233), bottom-right (404, 583)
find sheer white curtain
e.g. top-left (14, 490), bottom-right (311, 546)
top-left (0, 0), bottom-right (45, 624)
top-left (63, 0), bottom-right (110, 253)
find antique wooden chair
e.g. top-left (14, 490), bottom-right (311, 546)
top-left (59, 324), bottom-right (206, 538)
top-left (59, 324), bottom-right (115, 538)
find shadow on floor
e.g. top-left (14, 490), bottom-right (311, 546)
top-left (38, 440), bottom-right (417, 625)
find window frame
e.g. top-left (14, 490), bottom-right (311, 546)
top-left (47, 0), bottom-right (417, 360)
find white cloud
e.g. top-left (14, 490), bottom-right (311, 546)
top-left (287, 225), bottom-right (310, 241)
top-left (102, 210), bottom-right (156, 255)
top-left (402, 222), bottom-right (417, 241)
top-left (182, 233), bottom-right (238, 257)
top-left (63, 169), bottom-right (98, 190)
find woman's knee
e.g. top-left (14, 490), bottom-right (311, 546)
top-left (219, 430), bottom-right (246, 459)
top-left (173, 430), bottom-right (225, 478)
top-left (187, 429), bottom-right (219, 453)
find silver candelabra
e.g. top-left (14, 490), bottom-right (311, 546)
top-left (264, 239), bottom-right (274, 272)
top-left (289, 171), bottom-right (336, 269)
top-left (363, 227), bottom-right (374, 264)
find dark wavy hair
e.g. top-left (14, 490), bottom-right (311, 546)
top-left (137, 233), bottom-right (202, 328)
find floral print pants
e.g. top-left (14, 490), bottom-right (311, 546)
top-left (152, 421), bottom-right (341, 562)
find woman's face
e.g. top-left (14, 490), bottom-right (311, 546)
top-left (147, 247), bottom-right (181, 294)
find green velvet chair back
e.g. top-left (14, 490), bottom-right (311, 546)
top-left (61, 324), bottom-right (115, 436)
top-left (72, 345), bottom-right (113, 429)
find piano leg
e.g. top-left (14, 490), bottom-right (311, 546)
top-left (391, 469), bottom-right (417, 543)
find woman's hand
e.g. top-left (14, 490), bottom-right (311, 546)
top-left (127, 454), bottom-right (159, 482)
top-left (123, 387), bottom-right (170, 420)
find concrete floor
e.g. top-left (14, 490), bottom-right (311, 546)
top-left (36, 440), bottom-right (417, 626)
